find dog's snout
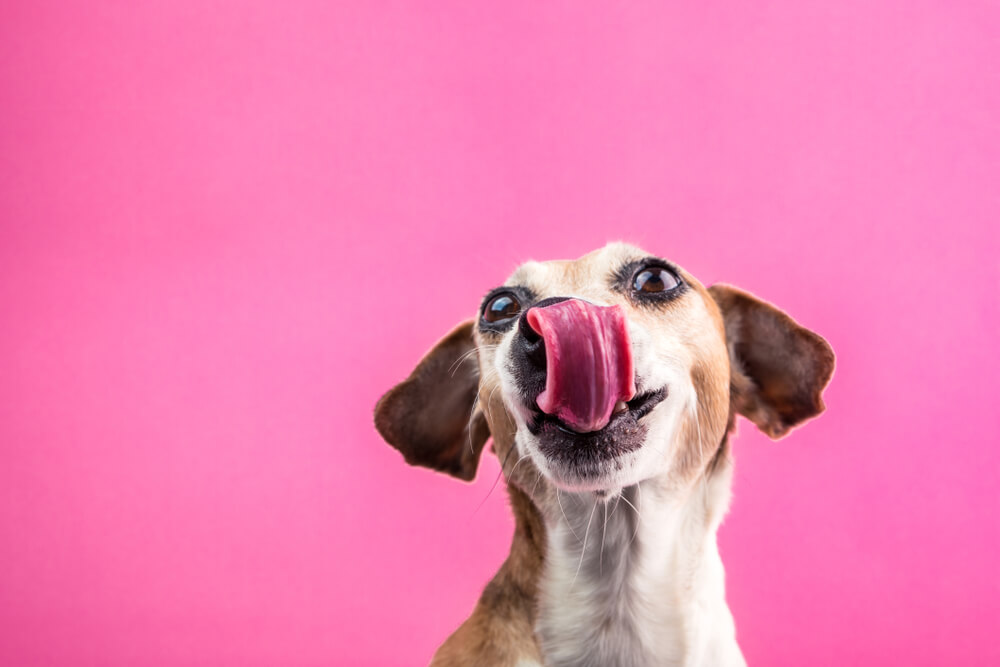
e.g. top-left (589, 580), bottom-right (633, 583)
top-left (511, 296), bottom-right (572, 401)
top-left (517, 297), bottom-right (577, 368)
top-left (512, 297), bottom-right (636, 433)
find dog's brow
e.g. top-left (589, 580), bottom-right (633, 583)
top-left (608, 256), bottom-right (648, 286)
top-left (506, 261), bottom-right (548, 286)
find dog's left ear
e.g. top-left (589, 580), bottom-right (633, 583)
top-left (709, 285), bottom-right (835, 439)
top-left (373, 320), bottom-right (490, 481)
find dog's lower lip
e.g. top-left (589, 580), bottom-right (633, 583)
top-left (539, 387), bottom-right (667, 435)
top-left (527, 386), bottom-right (668, 478)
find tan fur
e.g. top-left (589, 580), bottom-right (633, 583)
top-left (431, 486), bottom-right (546, 667)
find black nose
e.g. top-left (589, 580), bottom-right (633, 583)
top-left (517, 309), bottom-right (544, 356)
top-left (511, 296), bottom-right (572, 401)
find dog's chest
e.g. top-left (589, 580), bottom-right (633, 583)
top-left (532, 491), bottom-right (740, 667)
top-left (533, 495), bottom-right (687, 667)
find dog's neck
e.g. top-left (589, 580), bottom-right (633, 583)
top-left (525, 457), bottom-right (746, 667)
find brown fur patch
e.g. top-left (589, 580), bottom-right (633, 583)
top-left (374, 321), bottom-right (491, 480)
top-left (709, 284), bottom-right (836, 439)
top-left (430, 485), bottom-right (547, 667)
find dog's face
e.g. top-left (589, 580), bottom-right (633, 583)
top-left (375, 242), bottom-right (834, 499)
top-left (474, 243), bottom-right (731, 494)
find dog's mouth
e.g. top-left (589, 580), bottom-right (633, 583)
top-left (526, 387), bottom-right (667, 474)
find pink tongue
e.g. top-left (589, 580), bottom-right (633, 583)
top-left (526, 300), bottom-right (635, 433)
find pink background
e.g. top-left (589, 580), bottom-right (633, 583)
top-left (2, 2), bottom-right (998, 665)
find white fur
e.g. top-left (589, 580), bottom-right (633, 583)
top-left (528, 460), bottom-right (744, 667)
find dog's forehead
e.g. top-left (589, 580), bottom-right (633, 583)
top-left (505, 241), bottom-right (650, 289)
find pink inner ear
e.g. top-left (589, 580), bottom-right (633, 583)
top-left (527, 300), bottom-right (635, 433)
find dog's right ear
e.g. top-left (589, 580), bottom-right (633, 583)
top-left (709, 284), bottom-right (835, 439)
top-left (373, 321), bottom-right (490, 481)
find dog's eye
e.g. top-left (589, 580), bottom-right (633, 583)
top-left (633, 267), bottom-right (680, 294)
top-left (483, 293), bottom-right (521, 323)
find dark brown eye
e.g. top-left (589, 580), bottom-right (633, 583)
top-left (483, 293), bottom-right (521, 323)
top-left (633, 267), bottom-right (680, 293)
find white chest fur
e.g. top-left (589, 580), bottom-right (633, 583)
top-left (533, 478), bottom-right (746, 667)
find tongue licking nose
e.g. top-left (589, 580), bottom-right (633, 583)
top-left (526, 299), bottom-right (636, 433)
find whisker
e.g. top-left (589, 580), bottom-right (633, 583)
top-left (572, 499), bottom-right (598, 588)
top-left (448, 343), bottom-right (498, 377)
top-left (506, 452), bottom-right (532, 480)
top-left (529, 466), bottom-right (544, 500)
top-left (608, 490), bottom-right (623, 520)
top-left (482, 382), bottom-right (502, 429)
top-left (471, 440), bottom-right (518, 517)
top-left (463, 357), bottom-right (501, 456)
top-left (466, 394), bottom-right (480, 456)
top-left (633, 484), bottom-right (644, 546)
top-left (599, 498), bottom-right (609, 575)
top-left (620, 489), bottom-right (643, 549)
top-left (556, 490), bottom-right (580, 541)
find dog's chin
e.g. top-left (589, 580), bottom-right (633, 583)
top-left (525, 388), bottom-right (667, 493)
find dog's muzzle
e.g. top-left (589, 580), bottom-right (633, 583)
top-left (511, 298), bottom-right (636, 433)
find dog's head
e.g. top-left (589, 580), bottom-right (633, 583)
top-left (375, 243), bottom-right (834, 496)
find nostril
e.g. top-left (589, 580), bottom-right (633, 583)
top-left (517, 311), bottom-right (546, 367)
top-left (519, 296), bottom-right (573, 347)
top-left (519, 310), bottom-right (542, 344)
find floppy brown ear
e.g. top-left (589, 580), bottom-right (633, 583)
top-left (373, 320), bottom-right (490, 481)
top-left (709, 285), bottom-right (835, 439)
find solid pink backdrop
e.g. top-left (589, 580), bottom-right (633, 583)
top-left (1, 2), bottom-right (998, 665)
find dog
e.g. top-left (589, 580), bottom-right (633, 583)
top-left (374, 242), bottom-right (834, 667)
